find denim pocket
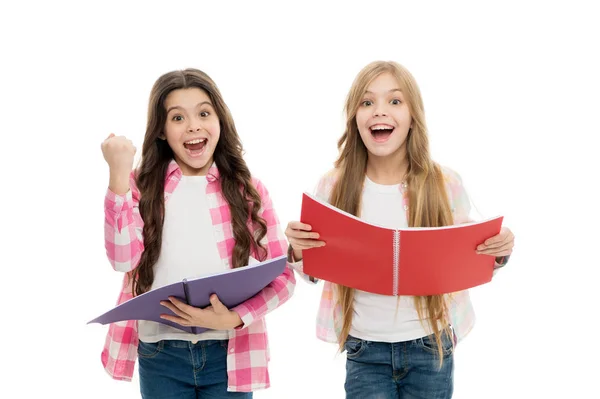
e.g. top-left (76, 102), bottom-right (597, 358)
top-left (344, 336), bottom-right (368, 359)
top-left (137, 340), bottom-right (164, 358)
top-left (418, 333), bottom-right (454, 356)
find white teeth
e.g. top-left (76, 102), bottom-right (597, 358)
top-left (185, 138), bottom-right (206, 144)
top-left (371, 125), bottom-right (393, 130)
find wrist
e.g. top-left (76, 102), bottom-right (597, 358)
top-left (293, 249), bottom-right (303, 262)
top-left (229, 311), bottom-right (243, 329)
top-left (289, 246), bottom-right (303, 262)
top-left (108, 170), bottom-right (131, 195)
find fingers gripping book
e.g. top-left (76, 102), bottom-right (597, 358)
top-left (88, 255), bottom-right (287, 333)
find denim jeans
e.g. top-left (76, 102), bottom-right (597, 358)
top-left (344, 332), bottom-right (454, 399)
top-left (137, 339), bottom-right (252, 399)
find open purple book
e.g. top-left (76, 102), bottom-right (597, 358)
top-left (88, 255), bottom-right (287, 334)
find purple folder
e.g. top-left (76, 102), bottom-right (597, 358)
top-left (88, 255), bottom-right (287, 334)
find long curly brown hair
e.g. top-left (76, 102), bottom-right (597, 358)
top-left (130, 68), bottom-right (268, 296)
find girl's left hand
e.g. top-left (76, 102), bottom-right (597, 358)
top-left (160, 294), bottom-right (243, 330)
top-left (476, 226), bottom-right (514, 257)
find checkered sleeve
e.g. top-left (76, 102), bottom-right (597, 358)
top-left (443, 166), bottom-right (473, 225)
top-left (104, 171), bottom-right (145, 273)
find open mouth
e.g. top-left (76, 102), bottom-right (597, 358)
top-left (370, 125), bottom-right (394, 142)
top-left (183, 138), bottom-right (207, 155)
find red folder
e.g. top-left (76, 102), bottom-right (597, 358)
top-left (300, 193), bottom-right (503, 296)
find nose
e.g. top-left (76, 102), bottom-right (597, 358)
top-left (187, 120), bottom-right (201, 133)
top-left (373, 103), bottom-right (387, 117)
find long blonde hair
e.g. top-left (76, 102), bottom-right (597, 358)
top-left (331, 61), bottom-right (454, 367)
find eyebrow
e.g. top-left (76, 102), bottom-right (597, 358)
top-left (166, 101), bottom-right (213, 114)
top-left (364, 89), bottom-right (403, 95)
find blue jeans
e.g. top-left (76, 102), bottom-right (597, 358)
top-left (344, 332), bottom-right (454, 399)
top-left (137, 339), bottom-right (252, 399)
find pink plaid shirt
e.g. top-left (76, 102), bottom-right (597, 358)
top-left (292, 166), bottom-right (482, 344)
top-left (101, 160), bottom-right (296, 392)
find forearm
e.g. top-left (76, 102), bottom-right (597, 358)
top-left (287, 244), bottom-right (318, 283)
top-left (108, 169), bottom-right (131, 196)
top-left (232, 264), bottom-right (296, 328)
top-left (104, 187), bottom-right (144, 272)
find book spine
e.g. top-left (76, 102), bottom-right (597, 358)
top-left (182, 279), bottom-right (197, 335)
top-left (393, 230), bottom-right (400, 296)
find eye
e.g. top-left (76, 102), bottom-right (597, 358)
top-left (361, 100), bottom-right (373, 106)
top-left (390, 99), bottom-right (401, 105)
top-left (200, 111), bottom-right (210, 117)
top-left (172, 115), bottom-right (184, 122)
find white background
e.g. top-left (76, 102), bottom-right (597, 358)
top-left (1, 1), bottom-right (599, 398)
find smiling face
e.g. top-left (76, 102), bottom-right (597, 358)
top-left (355, 72), bottom-right (413, 163)
top-left (162, 87), bottom-right (221, 176)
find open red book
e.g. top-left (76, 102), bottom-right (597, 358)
top-left (300, 192), bottom-right (503, 296)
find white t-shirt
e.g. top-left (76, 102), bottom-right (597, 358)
top-left (349, 176), bottom-right (433, 342)
top-left (138, 175), bottom-right (229, 343)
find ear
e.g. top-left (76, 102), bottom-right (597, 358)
top-left (158, 133), bottom-right (166, 140)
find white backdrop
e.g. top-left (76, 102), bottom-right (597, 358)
top-left (1, 1), bottom-right (599, 398)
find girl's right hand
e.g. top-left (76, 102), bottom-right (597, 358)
top-left (101, 133), bottom-right (136, 194)
top-left (284, 221), bottom-right (325, 262)
top-left (101, 133), bottom-right (136, 174)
